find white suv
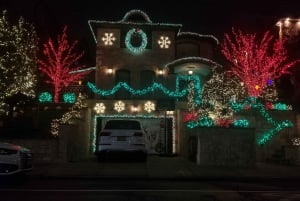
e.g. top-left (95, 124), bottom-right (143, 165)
top-left (0, 142), bottom-right (33, 176)
top-left (95, 119), bottom-right (147, 161)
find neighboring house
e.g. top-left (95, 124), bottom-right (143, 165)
top-left (85, 9), bottom-right (220, 156)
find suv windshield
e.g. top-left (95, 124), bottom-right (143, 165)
top-left (104, 120), bottom-right (142, 130)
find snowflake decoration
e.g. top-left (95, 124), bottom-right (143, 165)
top-left (102, 33), bottom-right (116, 46)
top-left (158, 36), bottom-right (171, 48)
top-left (114, 101), bottom-right (125, 112)
top-left (94, 103), bottom-right (106, 114)
top-left (292, 138), bottom-right (300, 146)
top-left (144, 101), bottom-right (155, 113)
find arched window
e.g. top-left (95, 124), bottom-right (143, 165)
top-left (115, 69), bottom-right (131, 99)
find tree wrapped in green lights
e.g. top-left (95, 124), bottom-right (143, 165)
top-left (0, 10), bottom-right (38, 116)
top-left (38, 26), bottom-right (91, 103)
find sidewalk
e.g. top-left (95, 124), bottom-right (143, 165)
top-left (29, 155), bottom-right (300, 180)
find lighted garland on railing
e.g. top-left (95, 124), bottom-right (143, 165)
top-left (230, 97), bottom-right (293, 145)
top-left (87, 75), bottom-right (202, 106)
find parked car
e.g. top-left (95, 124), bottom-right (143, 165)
top-left (0, 142), bottom-right (33, 176)
top-left (95, 119), bottom-right (147, 161)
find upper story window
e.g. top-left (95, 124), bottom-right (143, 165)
top-left (115, 69), bottom-right (131, 99)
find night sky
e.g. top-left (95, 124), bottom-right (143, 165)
top-left (1, 0), bottom-right (300, 65)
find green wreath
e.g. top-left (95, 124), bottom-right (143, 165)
top-left (125, 28), bottom-right (147, 54)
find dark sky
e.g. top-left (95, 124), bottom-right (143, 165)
top-left (1, 0), bottom-right (300, 65)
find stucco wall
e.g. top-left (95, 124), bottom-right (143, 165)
top-left (190, 127), bottom-right (256, 167)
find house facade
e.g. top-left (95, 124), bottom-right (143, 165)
top-left (85, 9), bottom-right (220, 156)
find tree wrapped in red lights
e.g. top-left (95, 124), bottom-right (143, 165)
top-left (38, 26), bottom-right (91, 103)
top-left (221, 27), bottom-right (300, 97)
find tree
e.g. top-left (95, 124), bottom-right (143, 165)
top-left (38, 26), bottom-right (91, 103)
top-left (220, 27), bottom-right (300, 97)
top-left (0, 10), bottom-right (38, 116)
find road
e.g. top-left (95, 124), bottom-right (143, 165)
top-left (1, 176), bottom-right (300, 201)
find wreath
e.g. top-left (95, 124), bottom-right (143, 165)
top-left (125, 28), bottom-right (147, 54)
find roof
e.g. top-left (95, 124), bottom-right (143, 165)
top-left (88, 9), bottom-right (182, 43)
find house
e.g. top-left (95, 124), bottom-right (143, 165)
top-left (84, 9), bottom-right (220, 157)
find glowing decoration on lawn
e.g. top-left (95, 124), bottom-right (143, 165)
top-left (144, 101), bottom-right (155, 113)
top-left (114, 101), bottom-right (125, 112)
top-left (221, 27), bottom-right (300, 97)
top-left (125, 28), bottom-right (147, 54)
top-left (158, 36), bottom-right (171, 48)
top-left (38, 25), bottom-right (92, 103)
top-left (230, 97), bottom-right (293, 145)
top-left (63, 93), bottom-right (76, 103)
top-left (39, 92), bottom-right (52, 103)
top-left (102, 33), bottom-right (115, 45)
top-left (51, 93), bottom-right (87, 136)
top-left (94, 103), bottom-right (106, 114)
top-left (87, 75), bottom-right (202, 106)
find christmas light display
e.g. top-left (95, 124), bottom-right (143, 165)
top-left (292, 138), bottom-right (300, 146)
top-left (233, 119), bottom-right (249, 128)
top-left (63, 93), bottom-right (76, 103)
top-left (121, 9), bottom-right (152, 23)
top-left (125, 28), bottom-right (147, 54)
top-left (102, 33), bottom-right (115, 45)
top-left (144, 101), bottom-right (155, 113)
top-left (88, 9), bottom-right (182, 44)
top-left (201, 67), bottom-right (247, 119)
top-left (0, 10), bottom-right (38, 115)
top-left (38, 26), bottom-right (92, 103)
top-left (114, 101), bottom-right (125, 112)
top-left (230, 97), bottom-right (293, 145)
top-left (87, 75), bottom-right (202, 106)
top-left (39, 92), bottom-right (52, 103)
top-left (94, 103), bottom-right (105, 114)
top-left (51, 93), bottom-right (87, 136)
top-left (158, 36), bottom-right (171, 48)
top-left (220, 27), bottom-right (300, 97)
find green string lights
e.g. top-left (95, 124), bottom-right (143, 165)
top-left (39, 92), bottom-right (52, 103)
top-left (230, 97), bottom-right (293, 145)
top-left (87, 75), bottom-right (202, 106)
top-left (125, 28), bottom-right (148, 54)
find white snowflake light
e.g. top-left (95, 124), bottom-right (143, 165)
top-left (158, 36), bottom-right (171, 48)
top-left (292, 138), bottom-right (300, 146)
top-left (144, 101), bottom-right (155, 113)
top-left (114, 101), bottom-right (125, 112)
top-left (102, 33), bottom-right (116, 46)
top-left (94, 103), bottom-right (106, 114)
